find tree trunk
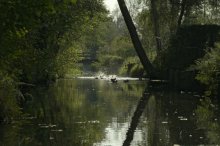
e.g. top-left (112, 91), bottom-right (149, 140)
top-left (150, 0), bottom-right (162, 53)
top-left (177, 0), bottom-right (186, 27)
top-left (117, 0), bottom-right (156, 77)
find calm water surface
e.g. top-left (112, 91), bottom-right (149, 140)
top-left (0, 78), bottom-right (220, 146)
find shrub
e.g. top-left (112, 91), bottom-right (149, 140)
top-left (194, 44), bottom-right (220, 95)
top-left (119, 57), bottom-right (145, 77)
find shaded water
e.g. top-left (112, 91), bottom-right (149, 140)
top-left (0, 78), bottom-right (220, 146)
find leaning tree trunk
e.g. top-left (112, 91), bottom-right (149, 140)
top-left (117, 0), bottom-right (156, 78)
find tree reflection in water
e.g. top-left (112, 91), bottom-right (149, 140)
top-left (123, 90), bottom-right (150, 146)
top-left (195, 97), bottom-right (220, 144)
top-left (1, 79), bottom-right (220, 146)
top-left (122, 89), bottom-right (220, 146)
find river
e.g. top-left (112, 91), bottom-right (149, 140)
top-left (0, 78), bottom-right (219, 146)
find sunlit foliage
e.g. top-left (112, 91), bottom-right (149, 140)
top-left (194, 44), bottom-right (220, 95)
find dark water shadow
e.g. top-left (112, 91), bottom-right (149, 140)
top-left (123, 89), bottom-right (150, 146)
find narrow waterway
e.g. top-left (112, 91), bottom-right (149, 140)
top-left (0, 78), bottom-right (220, 146)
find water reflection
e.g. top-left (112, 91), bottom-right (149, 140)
top-left (0, 79), bottom-right (220, 146)
top-left (123, 91), bottom-right (150, 146)
top-left (195, 97), bottom-right (220, 144)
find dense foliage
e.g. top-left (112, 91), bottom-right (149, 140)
top-left (0, 0), bottom-right (220, 123)
top-left (194, 44), bottom-right (220, 95)
top-left (161, 25), bottom-right (220, 70)
top-left (0, 0), bottom-right (107, 122)
top-left (89, 0), bottom-right (220, 77)
top-left (90, 16), bottom-right (139, 75)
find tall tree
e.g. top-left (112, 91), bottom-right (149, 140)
top-left (177, 0), bottom-right (187, 27)
top-left (150, 0), bottom-right (162, 53)
top-left (117, 0), bottom-right (156, 77)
